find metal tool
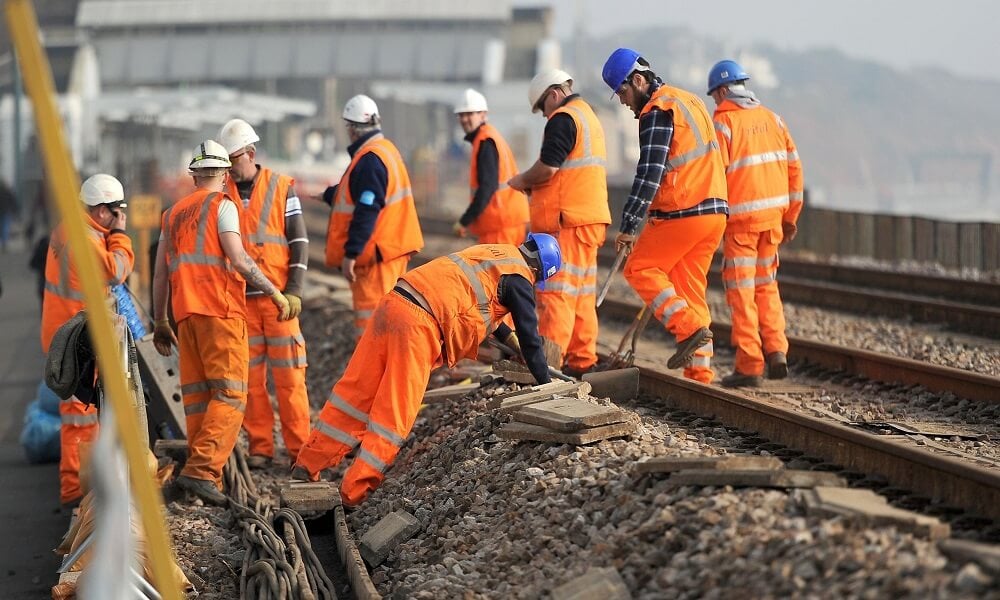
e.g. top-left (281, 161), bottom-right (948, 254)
top-left (486, 338), bottom-right (575, 382)
top-left (608, 304), bottom-right (654, 369)
top-left (596, 245), bottom-right (628, 307)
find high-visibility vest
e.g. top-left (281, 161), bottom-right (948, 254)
top-left (529, 97), bottom-right (611, 233)
top-left (641, 84), bottom-right (728, 213)
top-left (325, 135), bottom-right (423, 267)
top-left (160, 189), bottom-right (246, 323)
top-left (401, 244), bottom-right (534, 365)
top-left (467, 123), bottom-right (529, 236)
top-left (713, 98), bottom-right (804, 232)
top-left (41, 216), bottom-right (134, 353)
top-left (225, 166), bottom-right (295, 290)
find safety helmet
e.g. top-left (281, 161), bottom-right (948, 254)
top-left (528, 68), bottom-right (573, 113)
top-left (188, 140), bottom-right (232, 170)
top-left (601, 47), bottom-right (645, 95)
top-left (707, 59), bottom-right (749, 95)
top-left (80, 174), bottom-right (125, 207)
top-left (521, 232), bottom-right (562, 281)
top-left (454, 88), bottom-right (489, 114)
top-left (218, 118), bottom-right (260, 156)
top-left (343, 94), bottom-right (380, 125)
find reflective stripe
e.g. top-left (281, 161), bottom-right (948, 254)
top-left (368, 420), bottom-right (405, 447)
top-left (249, 355), bottom-right (267, 367)
top-left (560, 263), bottom-right (597, 278)
top-left (62, 413), bottom-right (99, 426)
top-left (112, 254), bottom-right (129, 282)
top-left (448, 253), bottom-right (493, 332)
top-left (268, 356), bottom-right (307, 368)
top-left (357, 448), bottom-right (389, 474)
top-left (385, 186), bottom-right (413, 206)
top-left (249, 335), bottom-right (266, 346)
top-left (538, 281), bottom-right (595, 296)
top-left (726, 150), bottom-right (788, 174)
top-left (757, 254), bottom-right (777, 268)
top-left (257, 334), bottom-right (305, 346)
top-left (560, 104), bottom-right (607, 170)
top-left (723, 255), bottom-right (777, 269)
top-left (183, 394), bottom-right (246, 415)
top-left (728, 194), bottom-right (789, 216)
top-left (45, 280), bottom-right (84, 301)
top-left (327, 391), bottom-right (369, 424)
top-left (315, 419), bottom-right (361, 449)
top-left (724, 272), bottom-right (777, 290)
top-left (714, 121), bottom-right (732, 140)
top-left (180, 378), bottom-right (248, 394)
top-left (332, 201), bottom-right (355, 215)
top-left (788, 150), bottom-right (800, 162)
top-left (651, 287), bottom-right (677, 314)
top-left (690, 355), bottom-right (711, 367)
top-left (667, 139), bottom-right (718, 172)
top-left (354, 309), bottom-right (373, 320)
top-left (248, 175), bottom-right (280, 245)
top-left (659, 298), bottom-right (688, 323)
top-left (789, 191), bottom-right (804, 202)
top-left (166, 193), bottom-right (233, 274)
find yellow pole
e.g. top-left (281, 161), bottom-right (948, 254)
top-left (2, 2), bottom-right (181, 598)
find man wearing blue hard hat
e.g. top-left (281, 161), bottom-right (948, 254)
top-left (601, 47), bottom-right (729, 383)
top-left (293, 234), bottom-right (561, 506)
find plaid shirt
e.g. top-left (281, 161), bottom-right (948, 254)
top-left (621, 81), bottom-right (728, 235)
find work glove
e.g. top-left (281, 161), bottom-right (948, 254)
top-left (270, 291), bottom-right (292, 321)
top-left (504, 331), bottom-right (523, 361)
top-left (781, 221), bottom-right (798, 243)
top-left (285, 294), bottom-right (302, 319)
top-left (452, 221), bottom-right (467, 238)
top-left (152, 319), bottom-right (178, 357)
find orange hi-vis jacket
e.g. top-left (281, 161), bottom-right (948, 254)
top-left (530, 97), bottom-right (611, 233)
top-left (41, 215), bottom-right (134, 353)
top-left (641, 84), bottom-right (728, 213)
top-left (713, 98), bottom-right (804, 233)
top-left (325, 135), bottom-right (423, 267)
top-left (160, 189), bottom-right (246, 323)
top-left (467, 123), bottom-right (529, 236)
top-left (401, 245), bottom-right (534, 366)
top-left (225, 167), bottom-right (295, 289)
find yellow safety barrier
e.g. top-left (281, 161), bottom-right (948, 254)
top-left (2, 2), bottom-right (181, 598)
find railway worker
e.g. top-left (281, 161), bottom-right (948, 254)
top-left (322, 94), bottom-right (424, 339)
top-left (707, 60), bottom-right (804, 387)
top-left (508, 69), bottom-right (611, 379)
top-left (601, 47), bottom-right (729, 384)
top-left (219, 118), bottom-right (311, 469)
top-left (152, 140), bottom-right (291, 506)
top-left (293, 234), bottom-right (562, 508)
top-left (41, 174), bottom-right (134, 509)
top-left (452, 88), bottom-right (529, 245)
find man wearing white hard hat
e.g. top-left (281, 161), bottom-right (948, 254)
top-left (218, 118), bottom-right (311, 470)
top-left (41, 173), bottom-right (134, 509)
top-left (152, 140), bottom-right (291, 506)
top-left (322, 94), bottom-right (423, 339)
top-left (508, 69), bottom-right (611, 379)
top-left (452, 88), bottom-right (529, 245)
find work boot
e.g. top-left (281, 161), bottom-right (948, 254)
top-left (560, 364), bottom-right (595, 380)
top-left (720, 371), bottom-right (763, 388)
top-left (246, 454), bottom-right (272, 470)
top-left (175, 475), bottom-right (228, 507)
top-left (667, 327), bottom-right (713, 370)
top-left (290, 465), bottom-right (318, 482)
top-left (767, 352), bottom-right (788, 380)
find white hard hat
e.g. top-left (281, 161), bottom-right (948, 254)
top-left (528, 68), bottom-right (573, 113)
top-left (343, 94), bottom-right (380, 125)
top-left (188, 140), bottom-right (232, 170)
top-left (80, 174), bottom-right (125, 207)
top-left (218, 118), bottom-right (260, 156)
top-left (454, 88), bottom-right (489, 114)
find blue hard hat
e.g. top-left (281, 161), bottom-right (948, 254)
top-left (523, 232), bottom-right (562, 282)
top-left (602, 47), bottom-right (642, 94)
top-left (707, 59), bottom-right (750, 95)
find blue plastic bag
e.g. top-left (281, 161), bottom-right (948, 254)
top-left (37, 380), bottom-right (61, 416)
top-left (113, 284), bottom-right (148, 339)
top-left (20, 399), bottom-right (61, 464)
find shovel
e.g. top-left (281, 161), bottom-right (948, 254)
top-left (608, 304), bottom-right (654, 369)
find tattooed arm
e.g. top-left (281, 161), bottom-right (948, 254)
top-left (219, 231), bottom-right (279, 296)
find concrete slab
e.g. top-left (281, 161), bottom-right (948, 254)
top-left (280, 481), bottom-right (341, 513)
top-left (550, 567), bottom-right (631, 600)
top-left (938, 538), bottom-right (1000, 575)
top-left (152, 439), bottom-right (189, 466)
top-left (333, 504), bottom-right (381, 599)
top-left (636, 455), bottom-right (784, 474)
top-left (669, 469), bottom-right (845, 488)
top-left (514, 397), bottom-right (628, 432)
top-left (583, 367), bottom-right (639, 403)
top-left (804, 486), bottom-right (950, 539)
top-left (489, 383), bottom-right (592, 413)
top-left (422, 383), bottom-right (480, 403)
top-left (359, 510), bottom-right (421, 567)
top-left (498, 420), bottom-right (636, 444)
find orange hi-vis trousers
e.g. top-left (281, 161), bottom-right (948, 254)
top-left (295, 291), bottom-right (441, 507)
top-left (244, 296), bottom-right (311, 462)
top-left (535, 223), bottom-right (605, 371)
top-left (350, 254), bottom-right (410, 340)
top-left (722, 227), bottom-right (788, 376)
top-left (475, 224), bottom-right (527, 246)
top-left (59, 396), bottom-right (99, 505)
top-left (178, 315), bottom-right (249, 489)
top-left (624, 214), bottom-right (726, 383)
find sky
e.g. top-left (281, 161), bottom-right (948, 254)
top-left (521, 0), bottom-right (1000, 82)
